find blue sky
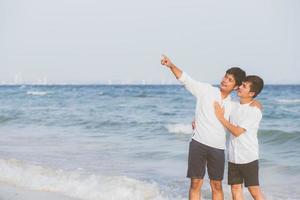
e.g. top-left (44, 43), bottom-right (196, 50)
top-left (0, 0), bottom-right (299, 84)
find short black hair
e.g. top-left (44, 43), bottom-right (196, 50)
top-left (226, 67), bottom-right (246, 86)
top-left (245, 75), bottom-right (264, 98)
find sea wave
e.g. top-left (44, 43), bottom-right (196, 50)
top-left (26, 91), bottom-right (48, 96)
top-left (165, 123), bottom-right (192, 134)
top-left (0, 116), bottom-right (15, 124)
top-left (0, 158), bottom-right (172, 200)
top-left (276, 99), bottom-right (300, 104)
top-left (259, 130), bottom-right (300, 145)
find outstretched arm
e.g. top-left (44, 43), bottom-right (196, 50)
top-left (161, 54), bottom-right (182, 79)
top-left (214, 102), bottom-right (245, 137)
top-left (161, 54), bottom-right (208, 97)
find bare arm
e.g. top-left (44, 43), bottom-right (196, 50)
top-left (161, 54), bottom-right (207, 97)
top-left (214, 102), bottom-right (245, 137)
top-left (161, 55), bottom-right (182, 79)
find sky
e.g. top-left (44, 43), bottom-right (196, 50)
top-left (0, 0), bottom-right (299, 84)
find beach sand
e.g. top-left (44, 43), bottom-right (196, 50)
top-left (0, 182), bottom-right (79, 200)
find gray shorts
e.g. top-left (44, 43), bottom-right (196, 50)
top-left (187, 139), bottom-right (225, 180)
top-left (228, 160), bottom-right (259, 187)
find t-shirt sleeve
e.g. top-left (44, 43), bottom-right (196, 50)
top-left (178, 71), bottom-right (211, 97)
top-left (238, 108), bottom-right (262, 132)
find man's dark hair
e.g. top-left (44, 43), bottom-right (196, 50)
top-left (226, 67), bottom-right (246, 86)
top-left (245, 75), bottom-right (264, 98)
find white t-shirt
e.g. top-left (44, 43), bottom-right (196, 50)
top-left (228, 101), bottom-right (262, 164)
top-left (178, 72), bottom-right (232, 150)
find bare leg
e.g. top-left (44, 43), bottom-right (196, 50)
top-left (189, 178), bottom-right (204, 200)
top-left (210, 180), bottom-right (224, 200)
top-left (248, 186), bottom-right (265, 200)
top-left (231, 184), bottom-right (244, 200)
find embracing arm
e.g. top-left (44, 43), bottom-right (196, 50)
top-left (192, 119), bottom-right (196, 130)
top-left (250, 99), bottom-right (263, 110)
top-left (218, 116), bottom-right (245, 137)
top-left (214, 102), bottom-right (245, 137)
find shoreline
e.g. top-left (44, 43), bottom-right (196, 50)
top-left (0, 182), bottom-right (79, 200)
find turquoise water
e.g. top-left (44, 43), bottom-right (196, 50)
top-left (0, 85), bottom-right (299, 200)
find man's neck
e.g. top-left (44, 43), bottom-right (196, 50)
top-left (240, 97), bottom-right (254, 104)
top-left (220, 90), bottom-right (230, 99)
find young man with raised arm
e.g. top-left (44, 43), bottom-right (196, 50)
top-left (161, 55), bottom-right (246, 200)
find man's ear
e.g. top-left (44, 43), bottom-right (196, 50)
top-left (249, 91), bottom-right (256, 97)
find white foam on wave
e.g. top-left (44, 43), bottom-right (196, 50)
top-left (276, 99), bottom-right (300, 104)
top-left (165, 123), bottom-right (192, 134)
top-left (26, 91), bottom-right (48, 96)
top-left (0, 158), bottom-right (170, 200)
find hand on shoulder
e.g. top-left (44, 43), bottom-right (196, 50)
top-left (250, 99), bottom-right (263, 111)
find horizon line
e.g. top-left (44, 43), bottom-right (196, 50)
top-left (0, 83), bottom-right (299, 86)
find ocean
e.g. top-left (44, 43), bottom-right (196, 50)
top-left (0, 84), bottom-right (299, 200)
